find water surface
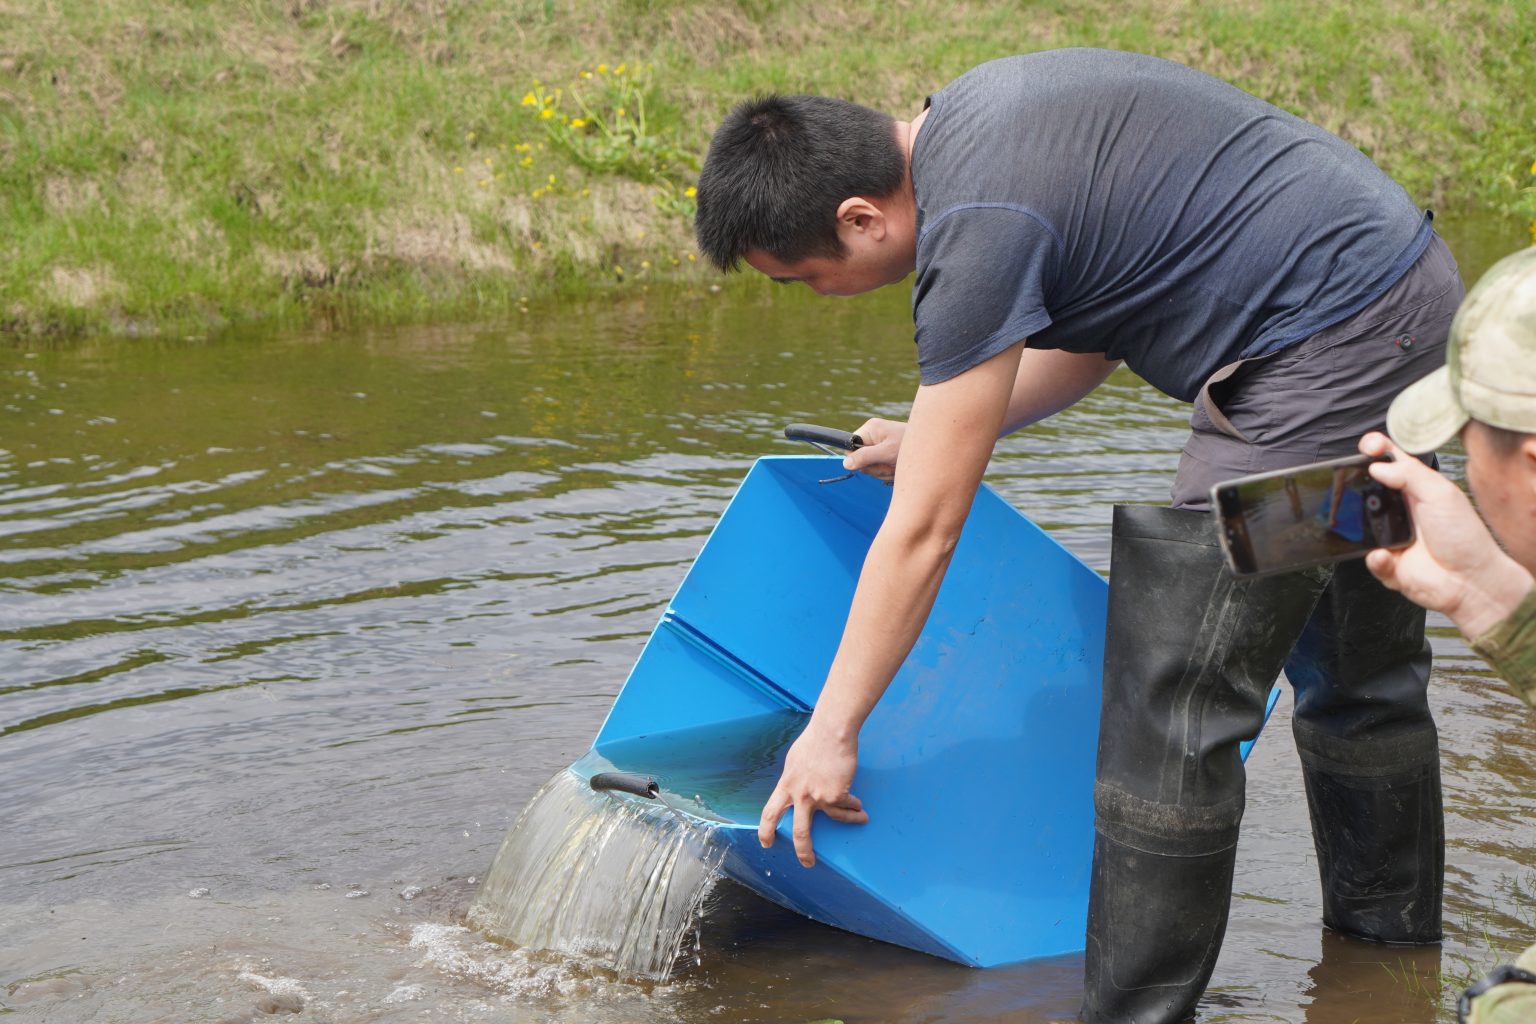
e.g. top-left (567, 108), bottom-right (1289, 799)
top-left (2, 210), bottom-right (1532, 1023)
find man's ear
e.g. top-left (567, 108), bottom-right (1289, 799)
top-left (834, 197), bottom-right (887, 240)
top-left (1521, 433), bottom-right (1536, 495)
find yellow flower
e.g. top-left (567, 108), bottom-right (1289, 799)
top-left (569, 117), bottom-right (587, 128)
top-left (515, 143), bottom-right (531, 152)
top-left (615, 265), bottom-right (625, 275)
top-left (521, 92), bottom-right (536, 107)
top-left (580, 70), bottom-right (592, 79)
top-left (519, 156), bottom-right (534, 168)
top-left (454, 165), bottom-right (464, 173)
top-left (547, 173), bottom-right (556, 184)
top-left (581, 188), bottom-right (590, 197)
top-left (615, 63), bottom-right (626, 76)
top-left (543, 95), bottom-right (553, 106)
top-left (616, 107), bottom-right (627, 119)
top-left (684, 186), bottom-right (696, 198)
top-left (687, 253), bottom-right (696, 262)
top-left (597, 63), bottom-right (609, 74)
top-left (640, 260), bottom-right (651, 269)
top-left (1530, 159), bottom-right (1536, 174)
top-left (539, 108), bottom-right (554, 120)
top-left (466, 130), bottom-right (476, 141)
top-left (483, 157), bottom-right (493, 167)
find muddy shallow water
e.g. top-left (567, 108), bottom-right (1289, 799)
top-left (2, 210), bottom-right (1533, 1023)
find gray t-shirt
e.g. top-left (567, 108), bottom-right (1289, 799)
top-left (910, 49), bottom-right (1432, 400)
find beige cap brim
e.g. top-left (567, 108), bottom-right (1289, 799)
top-left (1386, 365), bottom-right (1468, 454)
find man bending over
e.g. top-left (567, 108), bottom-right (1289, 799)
top-left (695, 49), bottom-right (1462, 1023)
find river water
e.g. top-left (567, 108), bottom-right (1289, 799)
top-left (2, 211), bottom-right (1533, 1023)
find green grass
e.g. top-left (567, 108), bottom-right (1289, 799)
top-left (2, 0), bottom-right (1534, 337)
top-left (1375, 871), bottom-right (1536, 1021)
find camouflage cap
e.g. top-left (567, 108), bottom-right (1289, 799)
top-left (1388, 246), bottom-right (1536, 453)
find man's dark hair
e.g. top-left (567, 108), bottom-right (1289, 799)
top-left (694, 94), bottom-right (907, 272)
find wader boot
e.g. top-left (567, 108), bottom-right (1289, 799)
top-left (1285, 557), bottom-right (1444, 944)
top-left (1082, 505), bottom-right (1329, 1024)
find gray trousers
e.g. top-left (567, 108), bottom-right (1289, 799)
top-left (1171, 232), bottom-right (1464, 510)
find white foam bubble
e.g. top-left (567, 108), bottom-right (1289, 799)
top-left (384, 983), bottom-right (425, 1003)
top-left (408, 923), bottom-right (613, 1000)
top-left (237, 969), bottom-right (311, 1001)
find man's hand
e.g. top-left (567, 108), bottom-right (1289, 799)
top-left (758, 719), bottom-right (868, 867)
top-left (1359, 432), bottom-right (1532, 638)
top-left (843, 418), bottom-right (906, 482)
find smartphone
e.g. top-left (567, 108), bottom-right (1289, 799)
top-left (1211, 454), bottom-right (1414, 578)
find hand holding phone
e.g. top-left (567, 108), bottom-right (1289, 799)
top-left (1212, 454), bottom-right (1415, 578)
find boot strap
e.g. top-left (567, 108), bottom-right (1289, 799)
top-left (1458, 964), bottom-right (1536, 1023)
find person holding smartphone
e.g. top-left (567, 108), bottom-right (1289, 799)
top-left (695, 49), bottom-right (1463, 1022)
top-left (1357, 247), bottom-right (1536, 1024)
top-left (1363, 246), bottom-right (1536, 699)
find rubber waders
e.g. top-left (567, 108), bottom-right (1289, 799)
top-left (1081, 506), bottom-right (1445, 1023)
top-left (1285, 557), bottom-right (1444, 944)
top-left (1082, 505), bottom-right (1330, 1023)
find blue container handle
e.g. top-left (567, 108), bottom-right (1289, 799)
top-left (589, 771), bottom-right (660, 799)
top-left (784, 423), bottom-right (864, 455)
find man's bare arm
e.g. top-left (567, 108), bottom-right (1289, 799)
top-left (999, 346), bottom-right (1122, 436)
top-left (758, 341), bottom-right (1024, 866)
top-left (846, 346), bottom-right (1121, 481)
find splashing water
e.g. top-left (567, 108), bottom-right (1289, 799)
top-left (466, 767), bottom-right (722, 980)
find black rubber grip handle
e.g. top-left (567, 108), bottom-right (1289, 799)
top-left (589, 771), bottom-right (659, 799)
top-left (784, 423), bottom-right (864, 451)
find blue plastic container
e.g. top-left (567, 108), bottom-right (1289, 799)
top-left (574, 454), bottom-right (1279, 967)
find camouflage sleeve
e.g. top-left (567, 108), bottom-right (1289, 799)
top-left (1462, 943), bottom-right (1536, 1024)
top-left (1470, 586), bottom-right (1536, 708)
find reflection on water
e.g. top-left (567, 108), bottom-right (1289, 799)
top-left (1, 210), bottom-right (1532, 1022)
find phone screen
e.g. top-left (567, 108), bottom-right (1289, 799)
top-left (1212, 455), bottom-right (1414, 578)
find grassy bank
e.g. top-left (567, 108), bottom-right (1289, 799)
top-left (4, 0), bottom-right (1534, 338)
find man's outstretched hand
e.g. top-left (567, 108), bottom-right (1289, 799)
top-left (842, 418), bottom-right (906, 483)
top-left (759, 346), bottom-right (1027, 866)
top-left (758, 719), bottom-right (869, 868)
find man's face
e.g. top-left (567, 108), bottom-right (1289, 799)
top-left (743, 194), bottom-right (918, 296)
top-left (1462, 419), bottom-right (1536, 572)
top-left (743, 246), bottom-right (909, 297)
